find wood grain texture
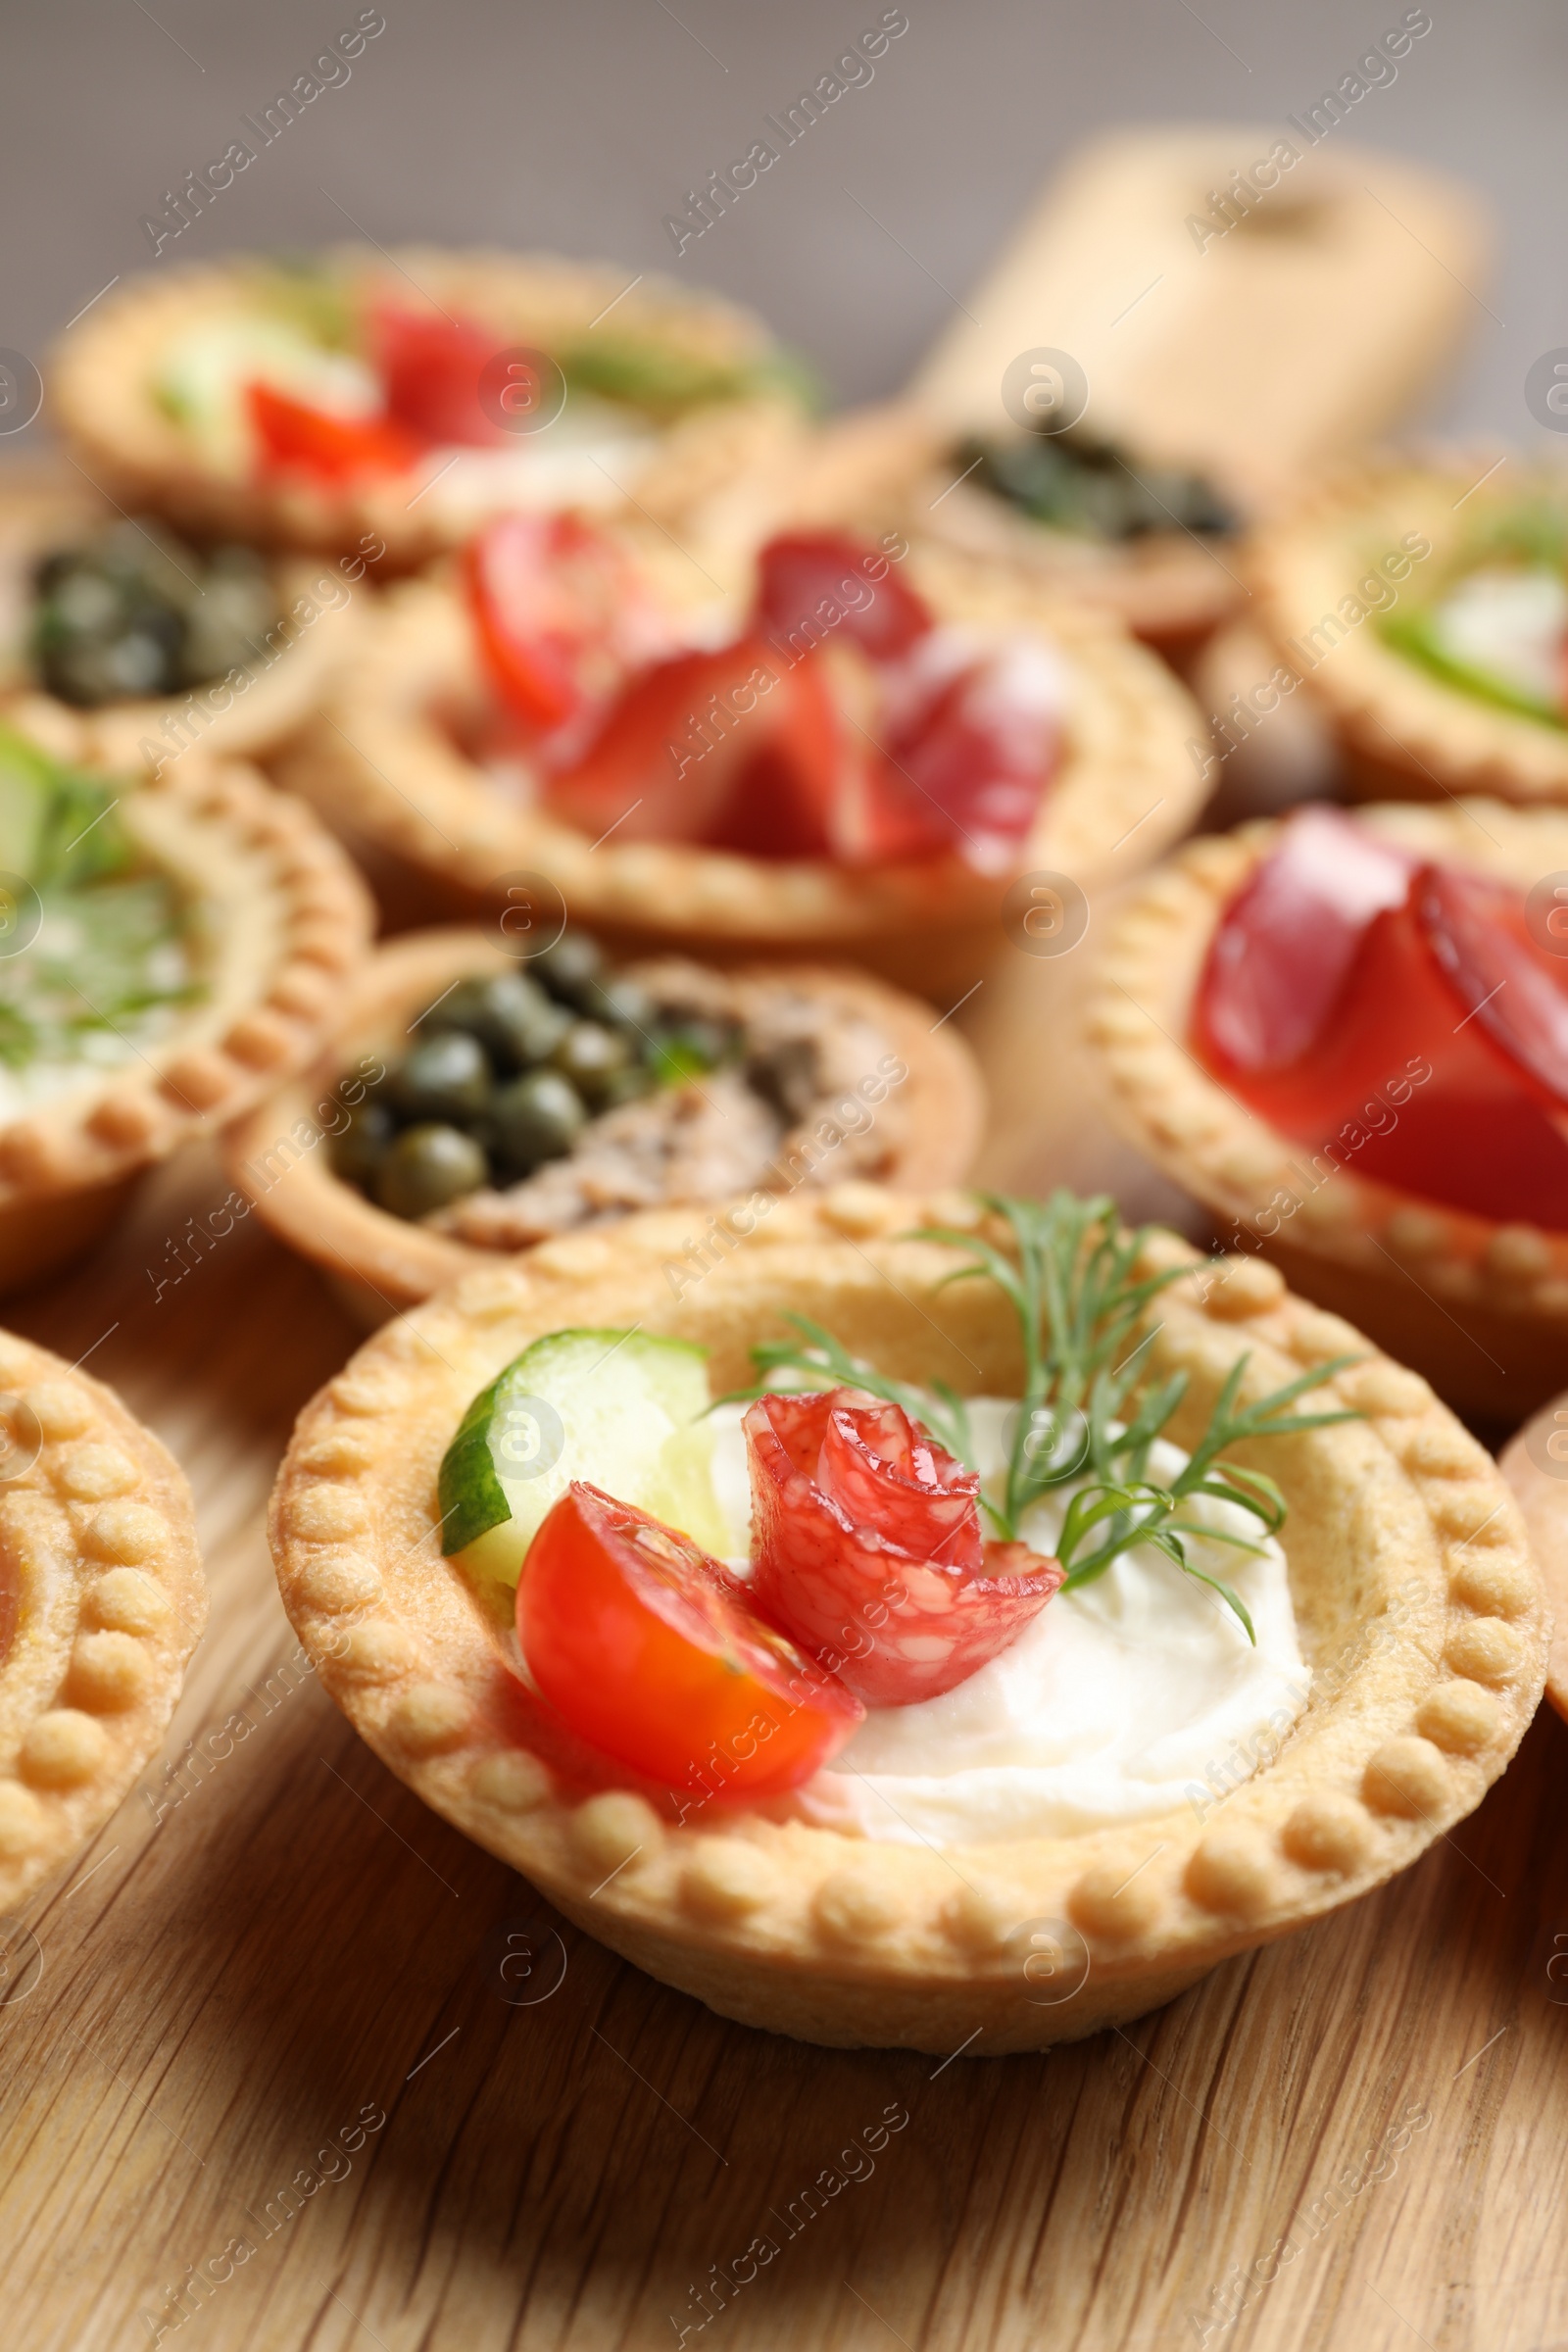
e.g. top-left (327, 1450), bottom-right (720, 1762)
top-left (0, 1079), bottom-right (1564, 2352)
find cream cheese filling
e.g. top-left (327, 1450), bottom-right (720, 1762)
top-left (697, 1396), bottom-right (1309, 1848)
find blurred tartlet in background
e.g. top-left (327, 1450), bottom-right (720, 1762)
top-left (0, 716), bottom-right (370, 1291)
top-left (1249, 452), bottom-right (1568, 805)
top-left (222, 923), bottom-right (984, 1322)
top-left (0, 466), bottom-right (362, 773)
top-left (276, 513), bottom-right (1210, 996)
top-left (49, 248), bottom-right (810, 568)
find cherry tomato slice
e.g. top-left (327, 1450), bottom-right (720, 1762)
top-left (1196, 807), bottom-right (1415, 1075)
top-left (467, 513), bottom-right (666, 735)
top-left (370, 301), bottom-right (509, 448)
top-left (745, 1390), bottom-right (1063, 1707)
top-left (517, 1483), bottom-right (862, 1794)
top-left (246, 381), bottom-right (421, 483)
top-left (754, 532), bottom-right (932, 662)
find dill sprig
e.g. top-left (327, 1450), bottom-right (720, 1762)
top-left (730, 1190), bottom-right (1358, 1643)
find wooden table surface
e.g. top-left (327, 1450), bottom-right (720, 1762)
top-left (4, 836), bottom-right (1568, 2352)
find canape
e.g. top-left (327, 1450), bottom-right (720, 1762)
top-left (269, 1188), bottom-right (1544, 2053)
top-left (0, 466), bottom-right (361, 772)
top-left (222, 923), bottom-right (984, 1323)
top-left (1249, 452), bottom-right (1568, 806)
top-left (0, 1326), bottom-right (204, 1909)
top-left (50, 248), bottom-right (807, 566)
top-left (276, 516), bottom-right (1209, 995)
top-left (0, 715), bottom-right (370, 1290)
top-left (1086, 798), bottom-right (1568, 1417)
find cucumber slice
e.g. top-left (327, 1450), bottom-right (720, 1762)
top-left (155, 318), bottom-right (381, 472)
top-left (439, 1327), bottom-right (732, 1586)
top-left (0, 730), bottom-right (53, 882)
top-left (0, 726), bottom-right (131, 888)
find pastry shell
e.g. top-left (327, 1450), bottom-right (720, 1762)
top-left (0, 466), bottom-right (357, 770)
top-left (49, 248), bottom-right (803, 567)
top-left (1249, 450), bottom-right (1568, 805)
top-left (275, 535), bottom-right (1210, 996)
top-left (1085, 800), bottom-right (1568, 1419)
top-left (0, 1325), bottom-right (204, 1909)
top-left (268, 1191), bottom-right (1544, 2054)
top-left (0, 718), bottom-right (372, 1289)
top-left (221, 927), bottom-right (987, 1323)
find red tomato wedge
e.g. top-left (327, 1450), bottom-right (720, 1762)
top-left (517, 1483), bottom-right (862, 1794)
top-left (369, 301), bottom-right (508, 447)
top-left (745, 1390), bottom-right (1064, 1707)
top-left (754, 532), bottom-right (932, 662)
top-left (1196, 806), bottom-right (1415, 1076)
top-left (246, 382), bottom-right (421, 482)
top-left (467, 514), bottom-right (668, 736)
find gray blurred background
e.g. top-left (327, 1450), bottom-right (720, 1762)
top-left (1, 0), bottom-right (1562, 436)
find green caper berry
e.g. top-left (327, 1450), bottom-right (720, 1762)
top-left (532, 927), bottom-right (604, 1006)
top-left (330, 1100), bottom-right (396, 1188)
top-left (389, 1030), bottom-right (492, 1124)
top-left (552, 1019), bottom-right (631, 1106)
top-left (428, 970), bottom-right (569, 1071)
top-left (578, 974), bottom-right (657, 1037)
top-left (490, 1069), bottom-right (587, 1175)
top-left (373, 1124), bottom-right (489, 1219)
top-left (598, 1063), bottom-right (656, 1110)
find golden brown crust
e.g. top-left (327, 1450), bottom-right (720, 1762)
top-left (220, 927), bottom-right (987, 1319)
top-left (49, 248), bottom-right (803, 566)
top-left (0, 714), bottom-right (372, 1214)
top-left (1084, 801), bottom-right (1568, 1418)
top-left (275, 536), bottom-right (1210, 962)
top-left (0, 1326), bottom-right (205, 1908)
top-left (267, 1195), bottom-right (1544, 2052)
top-left (1249, 449), bottom-right (1568, 804)
top-left (0, 468), bottom-right (357, 766)
top-left (1499, 1396), bottom-right (1568, 1719)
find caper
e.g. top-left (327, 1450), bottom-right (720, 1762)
top-left (578, 973), bottom-right (657, 1037)
top-left (373, 1123), bottom-right (489, 1219)
top-left (389, 1030), bottom-right (492, 1123)
top-left (490, 1069), bottom-right (587, 1175)
top-left (598, 1063), bottom-right (656, 1110)
top-left (330, 1100), bottom-right (396, 1188)
top-left (552, 1019), bottom-right (631, 1106)
top-left (427, 970), bottom-right (570, 1071)
top-left (532, 927), bottom-right (604, 1006)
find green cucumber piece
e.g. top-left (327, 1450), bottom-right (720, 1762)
top-left (1379, 607), bottom-right (1568, 732)
top-left (439, 1327), bottom-right (731, 1586)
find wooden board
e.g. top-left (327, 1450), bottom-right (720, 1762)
top-left (2, 1050), bottom-right (1567, 2352)
top-left (905, 130), bottom-right (1492, 514)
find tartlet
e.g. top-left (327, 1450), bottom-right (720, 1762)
top-left (268, 1191), bottom-right (1544, 2053)
top-left (50, 248), bottom-right (804, 567)
top-left (1085, 800), bottom-right (1568, 1418)
top-left (0, 1325), bottom-right (204, 1909)
top-left (276, 533), bottom-right (1209, 994)
top-left (221, 926), bottom-right (986, 1323)
top-left (0, 718), bottom-right (371, 1290)
top-left (1249, 451), bottom-right (1568, 806)
top-left (0, 467), bottom-right (360, 772)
